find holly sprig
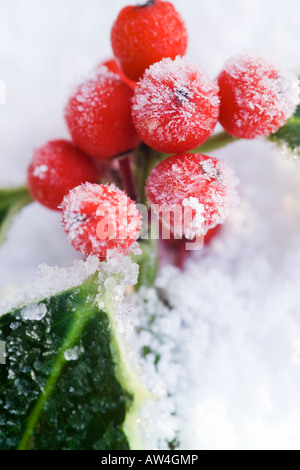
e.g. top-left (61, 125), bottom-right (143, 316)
top-left (0, 0), bottom-right (299, 451)
top-left (0, 113), bottom-right (296, 449)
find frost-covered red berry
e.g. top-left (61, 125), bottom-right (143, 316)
top-left (102, 59), bottom-right (137, 89)
top-left (146, 153), bottom-right (239, 238)
top-left (218, 52), bottom-right (300, 139)
top-left (65, 66), bottom-right (140, 160)
top-left (111, 0), bottom-right (188, 82)
top-left (27, 140), bottom-right (101, 211)
top-left (132, 57), bottom-right (220, 154)
top-left (61, 183), bottom-right (141, 259)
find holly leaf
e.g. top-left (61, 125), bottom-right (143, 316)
top-left (269, 102), bottom-right (300, 159)
top-left (0, 186), bottom-right (32, 246)
top-left (0, 264), bottom-right (150, 450)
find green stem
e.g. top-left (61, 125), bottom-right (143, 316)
top-left (192, 131), bottom-right (239, 154)
top-left (119, 154), bottom-right (138, 201)
top-left (157, 131), bottom-right (239, 161)
top-left (134, 144), bottom-right (161, 206)
top-left (0, 186), bottom-right (33, 246)
top-left (132, 235), bottom-right (158, 290)
top-left (0, 185), bottom-right (32, 205)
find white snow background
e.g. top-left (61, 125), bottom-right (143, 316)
top-left (1, 0), bottom-right (300, 450)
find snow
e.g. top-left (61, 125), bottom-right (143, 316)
top-left (32, 164), bottom-right (48, 179)
top-left (20, 303), bottom-right (47, 321)
top-left (1, 0), bottom-right (300, 451)
top-left (64, 346), bottom-right (82, 361)
top-left (0, 256), bottom-right (101, 315)
top-left (132, 143), bottom-right (300, 450)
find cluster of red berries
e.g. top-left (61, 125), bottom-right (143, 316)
top-left (26, 0), bottom-right (299, 260)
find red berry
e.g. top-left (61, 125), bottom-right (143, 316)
top-left (27, 140), bottom-right (101, 211)
top-left (64, 66), bottom-right (140, 160)
top-left (132, 57), bottom-right (220, 154)
top-left (102, 59), bottom-right (137, 90)
top-left (111, 0), bottom-right (188, 81)
top-left (146, 153), bottom-right (239, 238)
top-left (61, 183), bottom-right (141, 259)
top-left (218, 52), bottom-right (300, 139)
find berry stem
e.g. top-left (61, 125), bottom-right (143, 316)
top-left (131, 235), bottom-right (158, 290)
top-left (0, 185), bottom-right (33, 247)
top-left (119, 154), bottom-right (138, 201)
top-left (177, 242), bottom-right (187, 271)
top-left (193, 131), bottom-right (239, 154)
top-left (157, 131), bottom-right (239, 161)
top-left (134, 144), bottom-right (161, 205)
top-left (137, 0), bottom-right (155, 6)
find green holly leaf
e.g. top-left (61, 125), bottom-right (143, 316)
top-left (0, 262), bottom-right (150, 450)
top-left (0, 186), bottom-right (32, 246)
top-left (269, 102), bottom-right (300, 159)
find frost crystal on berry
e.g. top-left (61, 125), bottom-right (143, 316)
top-left (218, 52), bottom-right (300, 139)
top-left (132, 57), bottom-right (220, 154)
top-left (111, 0), bottom-right (188, 81)
top-left (27, 140), bottom-right (101, 211)
top-left (64, 66), bottom-right (140, 160)
top-left (61, 183), bottom-right (142, 259)
top-left (146, 153), bottom-right (239, 238)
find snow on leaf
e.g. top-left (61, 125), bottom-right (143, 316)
top-left (0, 255), bottom-right (150, 450)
